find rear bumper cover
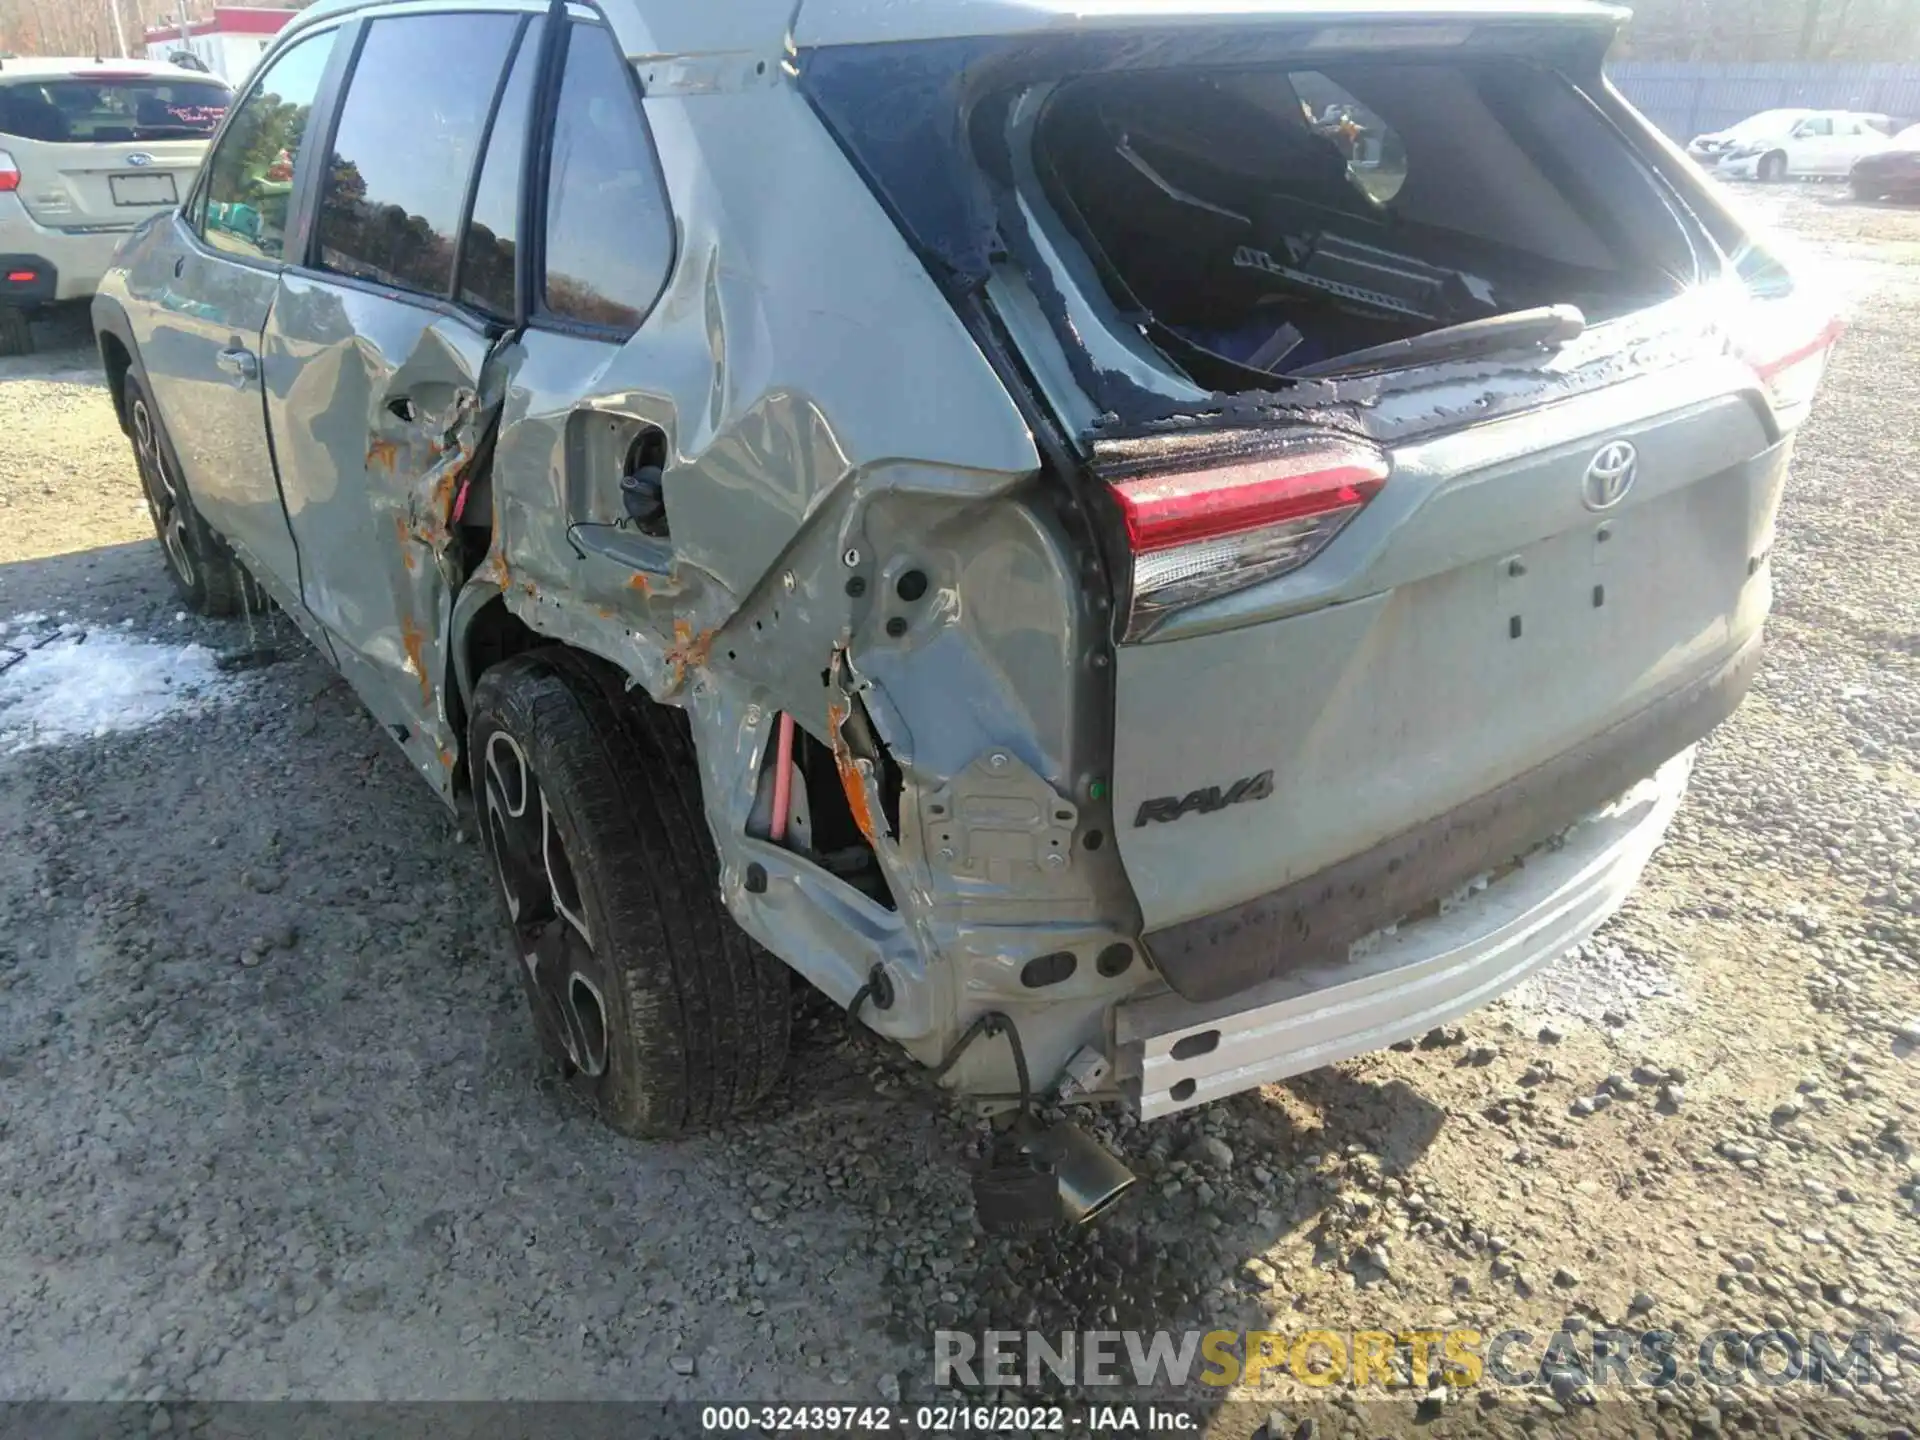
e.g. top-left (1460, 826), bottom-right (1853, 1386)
top-left (1119, 744), bottom-right (1695, 1118)
top-left (0, 197), bottom-right (136, 301)
top-left (0, 254), bottom-right (59, 305)
top-left (1143, 633), bottom-right (1760, 1003)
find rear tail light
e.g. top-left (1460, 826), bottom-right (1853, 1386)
top-left (1111, 436), bottom-right (1390, 638)
top-left (0, 151), bottom-right (19, 193)
top-left (1734, 297), bottom-right (1843, 429)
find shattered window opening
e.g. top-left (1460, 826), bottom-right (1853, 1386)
top-left (1023, 58), bottom-right (1702, 400)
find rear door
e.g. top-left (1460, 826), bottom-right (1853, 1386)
top-left (0, 69), bottom-right (229, 228)
top-left (262, 6), bottom-right (539, 792)
top-left (967, 23), bottom-right (1820, 1000)
top-left (134, 32), bottom-right (338, 606)
top-left (1835, 115), bottom-right (1889, 170)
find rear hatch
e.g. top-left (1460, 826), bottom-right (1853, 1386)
top-left (0, 69), bottom-right (228, 229)
top-left (797, 5), bottom-right (1839, 1001)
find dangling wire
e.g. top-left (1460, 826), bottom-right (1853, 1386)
top-left (930, 1011), bottom-right (1033, 1124)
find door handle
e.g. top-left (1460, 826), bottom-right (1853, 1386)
top-left (386, 395), bottom-right (420, 424)
top-left (216, 347), bottom-right (258, 384)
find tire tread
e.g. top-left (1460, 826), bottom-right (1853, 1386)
top-left (471, 649), bottom-right (789, 1136)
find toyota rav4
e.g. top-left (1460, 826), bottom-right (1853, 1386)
top-left (93, 0), bottom-right (1835, 1185)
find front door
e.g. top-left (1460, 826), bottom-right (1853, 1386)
top-left (136, 30), bottom-right (338, 610)
top-left (1788, 115), bottom-right (1838, 174)
top-left (261, 10), bottom-right (538, 793)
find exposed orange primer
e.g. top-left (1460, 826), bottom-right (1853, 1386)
top-left (404, 448), bottom-right (469, 551)
top-left (627, 572), bottom-right (652, 595)
top-left (825, 700), bottom-right (880, 845)
top-left (399, 615), bottom-right (431, 704)
top-left (663, 618), bottom-right (716, 693)
top-left (366, 438), bottom-right (400, 473)
top-left (393, 512), bottom-right (417, 571)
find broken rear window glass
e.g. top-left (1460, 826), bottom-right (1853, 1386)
top-left (1026, 60), bottom-right (1698, 393)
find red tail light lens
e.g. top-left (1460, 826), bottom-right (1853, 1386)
top-left (1734, 299), bottom-right (1842, 429)
top-left (0, 151), bottom-right (19, 193)
top-left (1111, 437), bottom-right (1390, 638)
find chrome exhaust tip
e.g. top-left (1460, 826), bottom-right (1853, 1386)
top-left (1032, 1120), bottom-right (1138, 1226)
top-left (972, 1120), bottom-right (1138, 1234)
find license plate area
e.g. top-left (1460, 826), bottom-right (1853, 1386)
top-left (109, 172), bottom-right (177, 207)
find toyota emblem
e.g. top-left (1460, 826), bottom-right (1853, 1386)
top-left (1582, 440), bottom-right (1638, 511)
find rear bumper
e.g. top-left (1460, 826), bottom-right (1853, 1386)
top-left (0, 253), bottom-right (58, 305)
top-left (1119, 746), bottom-right (1694, 1118)
top-left (1142, 632), bottom-right (1760, 1002)
top-left (0, 196), bottom-right (138, 302)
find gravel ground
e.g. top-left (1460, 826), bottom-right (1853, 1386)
top-left (0, 189), bottom-right (1917, 1436)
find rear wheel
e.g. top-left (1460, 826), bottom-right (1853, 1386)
top-left (0, 306), bottom-right (31, 357)
top-left (124, 372), bottom-right (262, 616)
top-left (1757, 151), bottom-right (1788, 183)
top-left (470, 648), bottom-right (790, 1138)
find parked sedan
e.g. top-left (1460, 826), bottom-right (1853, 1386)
top-left (1689, 108), bottom-right (1893, 181)
top-left (1851, 124), bottom-right (1920, 201)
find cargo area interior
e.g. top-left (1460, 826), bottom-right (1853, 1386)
top-left (1026, 59), bottom-right (1704, 389)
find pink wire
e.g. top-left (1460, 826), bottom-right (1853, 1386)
top-left (769, 712), bottom-right (795, 844)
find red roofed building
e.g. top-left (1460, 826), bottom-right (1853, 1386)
top-left (141, 8), bottom-right (298, 85)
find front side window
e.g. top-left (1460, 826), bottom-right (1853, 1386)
top-left (1796, 117), bottom-right (1833, 137)
top-left (315, 13), bottom-right (519, 297)
top-left (0, 74), bottom-right (230, 143)
top-left (199, 35), bottom-right (332, 262)
top-left (541, 23), bottom-right (674, 333)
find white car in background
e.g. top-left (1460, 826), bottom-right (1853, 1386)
top-left (1688, 108), bottom-right (1896, 181)
top-left (0, 58), bottom-right (230, 354)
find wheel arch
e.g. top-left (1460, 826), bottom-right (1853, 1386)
top-left (91, 296), bottom-right (139, 434)
top-left (450, 582), bottom-right (659, 788)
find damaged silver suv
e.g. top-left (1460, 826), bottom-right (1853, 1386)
top-left (95, 0), bottom-right (1834, 1184)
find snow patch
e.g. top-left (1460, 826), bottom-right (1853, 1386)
top-left (0, 620), bottom-right (239, 752)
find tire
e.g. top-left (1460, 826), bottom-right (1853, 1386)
top-left (123, 371), bottom-right (263, 616)
top-left (0, 306), bottom-right (31, 357)
top-left (470, 648), bottom-right (790, 1137)
top-left (1758, 152), bottom-right (1787, 183)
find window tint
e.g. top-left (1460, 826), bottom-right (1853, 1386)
top-left (0, 76), bottom-right (230, 142)
top-left (541, 23), bottom-right (673, 333)
top-left (457, 17), bottom-right (544, 318)
top-left (199, 35), bottom-right (332, 262)
top-left (316, 13), bottom-right (519, 297)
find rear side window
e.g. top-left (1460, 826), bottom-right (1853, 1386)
top-left (315, 13), bottom-right (520, 297)
top-left (0, 74), bottom-right (230, 143)
top-left (540, 23), bottom-right (673, 333)
top-left (198, 36), bottom-right (332, 263)
top-left (457, 17), bottom-right (545, 318)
